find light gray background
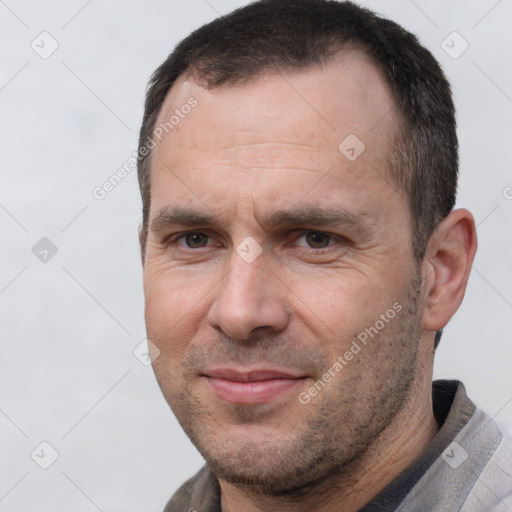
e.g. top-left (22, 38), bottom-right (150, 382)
top-left (0, 0), bottom-right (511, 510)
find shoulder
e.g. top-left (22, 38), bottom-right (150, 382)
top-left (397, 405), bottom-right (512, 511)
top-left (460, 420), bottom-right (512, 511)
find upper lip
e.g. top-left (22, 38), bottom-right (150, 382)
top-left (203, 368), bottom-right (306, 382)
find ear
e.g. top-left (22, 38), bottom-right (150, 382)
top-left (421, 209), bottom-right (477, 332)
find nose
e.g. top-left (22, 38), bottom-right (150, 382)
top-left (207, 250), bottom-right (290, 340)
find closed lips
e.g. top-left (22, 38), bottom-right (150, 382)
top-left (203, 368), bottom-right (306, 404)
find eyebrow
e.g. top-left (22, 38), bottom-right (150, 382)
top-left (150, 208), bottom-right (222, 233)
top-left (265, 206), bottom-right (371, 232)
top-left (150, 205), bottom-right (373, 235)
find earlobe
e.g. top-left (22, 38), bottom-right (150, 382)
top-left (422, 209), bottom-right (477, 332)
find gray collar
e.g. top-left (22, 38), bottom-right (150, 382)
top-left (360, 380), bottom-right (476, 511)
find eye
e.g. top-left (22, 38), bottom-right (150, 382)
top-left (296, 231), bottom-right (334, 249)
top-left (179, 232), bottom-right (211, 248)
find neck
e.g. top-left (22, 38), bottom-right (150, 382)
top-left (219, 372), bottom-right (438, 512)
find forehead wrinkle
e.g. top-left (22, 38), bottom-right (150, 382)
top-left (218, 140), bottom-right (342, 153)
top-left (170, 141), bottom-right (342, 175)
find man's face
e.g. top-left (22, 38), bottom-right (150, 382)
top-left (143, 52), bottom-right (425, 493)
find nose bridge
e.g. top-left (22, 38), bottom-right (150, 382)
top-left (225, 256), bottom-right (262, 305)
top-left (208, 249), bottom-right (289, 339)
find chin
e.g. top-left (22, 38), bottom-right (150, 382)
top-left (185, 420), bottom-right (359, 497)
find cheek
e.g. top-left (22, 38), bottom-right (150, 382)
top-left (143, 267), bottom-right (214, 358)
top-left (284, 268), bottom-right (404, 353)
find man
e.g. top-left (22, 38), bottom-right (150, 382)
top-left (137, 0), bottom-right (512, 510)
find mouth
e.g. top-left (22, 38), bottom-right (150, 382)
top-left (202, 368), bottom-right (307, 405)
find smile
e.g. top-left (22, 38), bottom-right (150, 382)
top-left (203, 368), bottom-right (307, 404)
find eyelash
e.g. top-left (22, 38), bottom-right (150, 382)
top-left (171, 232), bottom-right (219, 249)
top-left (168, 230), bottom-right (345, 252)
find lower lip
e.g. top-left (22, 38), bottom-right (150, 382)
top-left (206, 377), bottom-right (304, 404)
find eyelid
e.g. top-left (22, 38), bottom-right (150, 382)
top-left (175, 232), bottom-right (205, 246)
top-left (165, 229), bottom-right (348, 250)
top-left (170, 230), bottom-right (222, 248)
top-left (290, 229), bottom-right (347, 246)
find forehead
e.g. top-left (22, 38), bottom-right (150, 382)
top-left (155, 50), bottom-right (395, 154)
top-left (149, 50), bottom-right (404, 228)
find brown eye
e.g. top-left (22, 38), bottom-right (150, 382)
top-left (305, 231), bottom-right (331, 248)
top-left (184, 232), bottom-right (209, 248)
